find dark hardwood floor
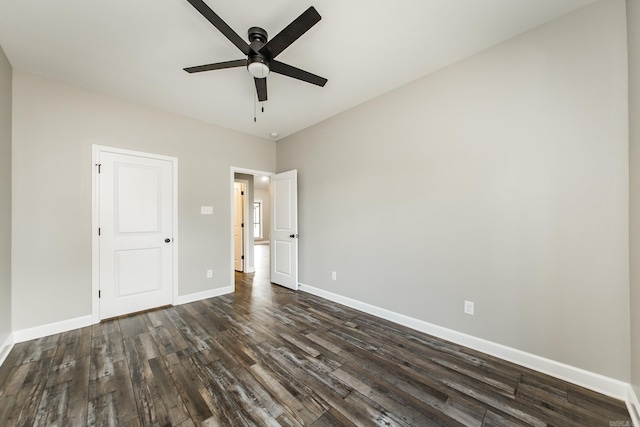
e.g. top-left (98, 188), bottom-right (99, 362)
top-left (0, 245), bottom-right (632, 426)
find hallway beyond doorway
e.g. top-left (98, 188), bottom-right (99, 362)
top-left (235, 244), bottom-right (273, 300)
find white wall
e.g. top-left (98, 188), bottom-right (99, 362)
top-left (0, 44), bottom-right (11, 349)
top-left (627, 0), bottom-right (640, 400)
top-left (277, 0), bottom-right (630, 381)
top-left (12, 71), bottom-right (275, 331)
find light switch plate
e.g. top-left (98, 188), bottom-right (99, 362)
top-left (464, 300), bottom-right (474, 315)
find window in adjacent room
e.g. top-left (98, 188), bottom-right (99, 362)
top-left (254, 201), bottom-right (262, 239)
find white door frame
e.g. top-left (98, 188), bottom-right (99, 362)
top-left (92, 145), bottom-right (179, 323)
top-left (230, 167), bottom-right (273, 291)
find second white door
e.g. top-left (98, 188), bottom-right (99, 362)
top-left (270, 170), bottom-right (298, 290)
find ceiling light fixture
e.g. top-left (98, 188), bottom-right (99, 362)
top-left (247, 56), bottom-right (269, 78)
top-left (270, 132), bottom-right (280, 139)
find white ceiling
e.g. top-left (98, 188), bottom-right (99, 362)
top-left (0, 0), bottom-right (597, 140)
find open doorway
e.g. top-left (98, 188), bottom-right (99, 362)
top-left (230, 167), bottom-right (299, 293)
top-left (251, 175), bottom-right (271, 283)
top-left (230, 168), bottom-right (272, 292)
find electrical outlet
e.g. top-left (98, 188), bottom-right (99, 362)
top-left (206, 269), bottom-right (213, 279)
top-left (331, 271), bottom-right (337, 280)
top-left (464, 300), bottom-right (474, 315)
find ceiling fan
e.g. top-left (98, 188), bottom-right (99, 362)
top-left (184, 0), bottom-right (328, 102)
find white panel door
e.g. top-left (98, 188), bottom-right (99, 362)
top-left (270, 170), bottom-right (298, 290)
top-left (234, 182), bottom-right (244, 272)
top-left (99, 151), bottom-right (174, 319)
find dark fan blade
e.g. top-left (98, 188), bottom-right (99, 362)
top-left (186, 0), bottom-right (253, 56)
top-left (184, 59), bottom-right (246, 73)
top-left (254, 78), bottom-right (267, 102)
top-left (271, 61), bottom-right (327, 87)
top-left (259, 7), bottom-right (321, 59)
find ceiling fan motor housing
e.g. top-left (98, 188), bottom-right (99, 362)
top-left (247, 54), bottom-right (269, 78)
top-left (247, 27), bottom-right (270, 78)
top-left (248, 27), bottom-right (268, 44)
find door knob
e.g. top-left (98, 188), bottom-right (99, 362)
top-left (165, 238), bottom-right (171, 243)
top-left (289, 234), bottom-right (299, 238)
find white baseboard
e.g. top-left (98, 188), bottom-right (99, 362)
top-left (175, 286), bottom-right (233, 305)
top-left (628, 385), bottom-right (640, 427)
top-left (299, 283), bottom-right (630, 401)
top-left (12, 315), bottom-right (94, 344)
top-left (0, 333), bottom-right (15, 368)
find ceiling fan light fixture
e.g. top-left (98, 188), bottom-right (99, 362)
top-left (248, 58), bottom-right (270, 78)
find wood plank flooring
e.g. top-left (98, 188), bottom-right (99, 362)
top-left (0, 245), bottom-right (632, 426)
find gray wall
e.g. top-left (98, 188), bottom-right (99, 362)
top-left (12, 71), bottom-right (275, 331)
top-left (628, 0), bottom-right (640, 400)
top-left (277, 0), bottom-right (630, 380)
top-left (0, 44), bottom-right (11, 348)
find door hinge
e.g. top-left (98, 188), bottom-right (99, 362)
top-left (241, 223), bottom-right (244, 228)
top-left (98, 227), bottom-right (101, 236)
top-left (241, 255), bottom-right (244, 260)
top-left (95, 163), bottom-right (101, 173)
top-left (98, 290), bottom-right (101, 298)
top-left (241, 191), bottom-right (244, 196)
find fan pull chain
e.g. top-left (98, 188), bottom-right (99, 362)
top-left (252, 85), bottom-right (265, 123)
